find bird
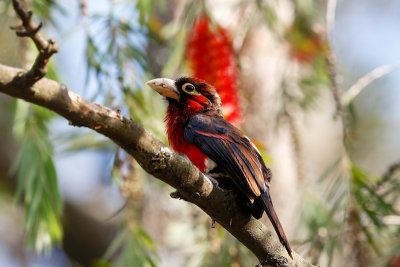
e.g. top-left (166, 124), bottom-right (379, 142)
top-left (146, 77), bottom-right (292, 259)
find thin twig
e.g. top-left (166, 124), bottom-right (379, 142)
top-left (325, 0), bottom-right (345, 129)
top-left (325, 49), bottom-right (347, 145)
top-left (325, 52), bottom-right (342, 119)
top-left (324, 19), bottom-right (347, 142)
top-left (376, 161), bottom-right (400, 189)
top-left (382, 161), bottom-right (400, 181)
top-left (341, 64), bottom-right (397, 106)
top-left (326, 0), bottom-right (337, 38)
top-left (10, 0), bottom-right (59, 86)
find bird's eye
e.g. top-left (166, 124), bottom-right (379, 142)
top-left (182, 83), bottom-right (198, 95)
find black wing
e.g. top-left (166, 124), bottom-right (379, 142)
top-left (184, 113), bottom-right (270, 200)
top-left (185, 113), bottom-right (292, 258)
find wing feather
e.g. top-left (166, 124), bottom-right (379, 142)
top-left (184, 114), bottom-right (268, 199)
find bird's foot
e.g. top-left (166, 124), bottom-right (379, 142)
top-left (206, 172), bottom-right (230, 179)
top-left (205, 172), bottom-right (235, 191)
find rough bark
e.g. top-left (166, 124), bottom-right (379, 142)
top-left (0, 63), bottom-right (315, 267)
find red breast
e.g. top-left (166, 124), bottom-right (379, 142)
top-left (166, 104), bottom-right (207, 172)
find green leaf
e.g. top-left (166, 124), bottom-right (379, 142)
top-left (103, 224), bottom-right (158, 267)
top-left (12, 101), bottom-right (63, 254)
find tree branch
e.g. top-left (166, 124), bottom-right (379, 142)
top-left (0, 64), bottom-right (315, 266)
top-left (10, 0), bottom-right (59, 86)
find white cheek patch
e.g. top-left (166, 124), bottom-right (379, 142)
top-left (205, 157), bottom-right (217, 173)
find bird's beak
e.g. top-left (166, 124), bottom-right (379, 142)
top-left (146, 78), bottom-right (180, 101)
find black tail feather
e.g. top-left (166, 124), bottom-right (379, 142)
top-left (260, 190), bottom-right (293, 259)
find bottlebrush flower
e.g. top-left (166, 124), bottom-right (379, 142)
top-left (186, 14), bottom-right (241, 124)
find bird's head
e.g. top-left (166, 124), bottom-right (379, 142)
top-left (146, 77), bottom-right (222, 116)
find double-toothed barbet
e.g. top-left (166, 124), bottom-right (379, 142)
top-left (147, 77), bottom-right (292, 258)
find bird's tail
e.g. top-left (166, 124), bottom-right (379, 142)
top-left (260, 190), bottom-right (293, 259)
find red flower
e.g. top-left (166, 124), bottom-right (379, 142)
top-left (186, 15), bottom-right (241, 124)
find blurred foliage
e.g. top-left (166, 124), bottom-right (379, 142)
top-left (264, 0), bottom-right (400, 266)
top-left (84, 0), bottom-right (167, 139)
top-left (12, 101), bottom-right (62, 254)
top-left (54, 131), bottom-right (114, 152)
top-left (200, 227), bottom-right (256, 267)
top-left (299, 158), bottom-right (400, 266)
top-left (101, 225), bottom-right (158, 267)
top-left (30, 0), bottom-right (64, 24)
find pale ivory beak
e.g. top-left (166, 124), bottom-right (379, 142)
top-left (146, 78), bottom-right (180, 101)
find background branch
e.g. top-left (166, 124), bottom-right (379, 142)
top-left (0, 63), bottom-right (314, 267)
top-left (11, 0), bottom-right (59, 85)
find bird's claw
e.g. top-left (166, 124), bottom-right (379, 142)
top-left (205, 172), bottom-right (236, 192)
top-left (206, 172), bottom-right (230, 180)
